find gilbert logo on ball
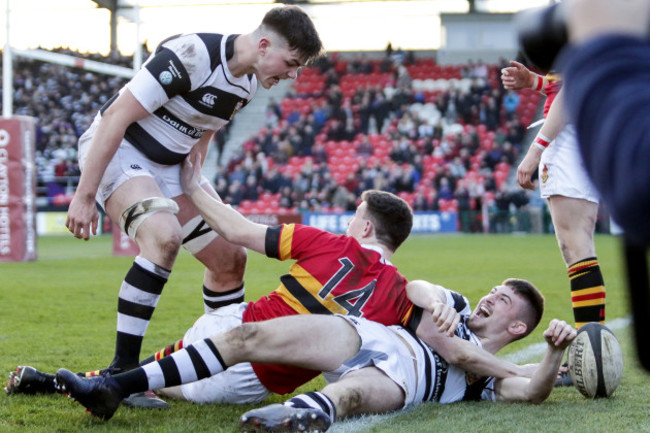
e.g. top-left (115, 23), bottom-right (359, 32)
top-left (568, 323), bottom-right (623, 398)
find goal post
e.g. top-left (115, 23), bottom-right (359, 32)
top-left (2, 46), bottom-right (137, 259)
top-left (0, 116), bottom-right (37, 262)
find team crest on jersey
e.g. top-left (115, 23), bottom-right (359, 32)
top-left (200, 93), bottom-right (218, 108)
top-left (159, 71), bottom-right (173, 85)
top-left (541, 164), bottom-right (549, 183)
top-left (230, 100), bottom-right (244, 120)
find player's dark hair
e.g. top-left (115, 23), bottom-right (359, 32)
top-left (503, 278), bottom-right (545, 340)
top-left (262, 5), bottom-right (324, 64)
top-left (361, 190), bottom-right (413, 252)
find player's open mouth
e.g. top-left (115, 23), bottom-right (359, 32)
top-left (479, 305), bottom-right (491, 317)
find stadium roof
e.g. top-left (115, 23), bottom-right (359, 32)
top-left (91, 0), bottom-right (482, 14)
top-left (1, 0), bottom-right (548, 55)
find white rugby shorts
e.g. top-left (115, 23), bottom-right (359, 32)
top-left (323, 316), bottom-right (430, 409)
top-left (539, 124), bottom-right (600, 204)
top-left (178, 302), bottom-right (270, 404)
top-left (78, 116), bottom-right (208, 210)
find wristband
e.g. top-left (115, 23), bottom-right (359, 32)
top-left (533, 133), bottom-right (551, 150)
top-left (533, 75), bottom-right (544, 92)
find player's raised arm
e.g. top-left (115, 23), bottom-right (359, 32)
top-left (180, 153), bottom-right (267, 254)
top-left (494, 319), bottom-right (576, 403)
top-left (501, 60), bottom-right (548, 94)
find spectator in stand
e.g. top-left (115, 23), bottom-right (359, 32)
top-left (262, 131), bottom-right (281, 162)
top-left (228, 162), bottom-right (247, 186)
top-left (467, 177), bottom-right (485, 208)
top-left (397, 111), bottom-right (416, 137)
top-left (481, 169), bottom-right (498, 193)
top-left (214, 174), bottom-right (229, 200)
top-left (483, 141), bottom-right (504, 171)
top-left (395, 64), bottom-right (412, 89)
top-left (449, 156), bottom-right (467, 180)
top-left (286, 126), bottom-right (303, 155)
top-left (392, 165), bottom-right (416, 194)
top-left (412, 190), bottom-right (431, 211)
top-left (482, 96), bottom-right (501, 131)
top-left (356, 135), bottom-right (374, 158)
top-left (372, 170), bottom-right (390, 192)
top-left (323, 68), bottom-right (340, 88)
top-left (260, 168), bottom-right (285, 194)
top-left (311, 100), bottom-right (329, 132)
top-left (444, 91), bottom-right (459, 124)
top-left (505, 118), bottom-right (525, 148)
top-left (293, 172), bottom-right (311, 201)
top-left (455, 180), bottom-right (474, 232)
top-left (501, 141), bottom-right (517, 166)
top-left (286, 106), bottom-right (302, 125)
top-left (370, 91), bottom-right (390, 133)
top-left (325, 83), bottom-right (343, 109)
top-left (311, 141), bottom-right (329, 164)
top-left (437, 177), bottom-right (453, 201)
top-left (265, 98), bottom-right (282, 129)
top-left (355, 167), bottom-right (374, 193)
top-left (226, 180), bottom-right (244, 206)
top-left (326, 118), bottom-right (346, 142)
top-left (492, 184), bottom-right (512, 233)
top-left (357, 91), bottom-right (373, 134)
top-left (503, 90), bottom-right (520, 121)
top-left (330, 185), bottom-right (351, 210)
top-left (241, 175), bottom-right (260, 202)
top-left (342, 117), bottom-right (359, 142)
top-left (298, 124), bottom-right (316, 156)
top-left (278, 185), bottom-right (294, 209)
top-left (343, 172), bottom-right (360, 195)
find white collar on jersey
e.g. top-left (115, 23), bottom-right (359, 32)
top-left (220, 34), bottom-right (249, 85)
top-left (361, 244), bottom-right (393, 266)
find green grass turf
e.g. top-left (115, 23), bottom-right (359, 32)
top-left (0, 233), bottom-right (648, 433)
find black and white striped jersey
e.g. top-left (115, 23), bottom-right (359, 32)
top-left (103, 33), bottom-right (257, 165)
top-left (416, 288), bottom-right (497, 404)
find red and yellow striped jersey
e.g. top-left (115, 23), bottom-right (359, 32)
top-left (243, 223), bottom-right (414, 394)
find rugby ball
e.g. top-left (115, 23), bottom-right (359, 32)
top-left (567, 323), bottom-right (623, 398)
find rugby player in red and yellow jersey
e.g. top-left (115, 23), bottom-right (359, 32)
top-left (502, 62), bottom-right (606, 331)
top-left (162, 153), bottom-right (419, 402)
top-left (146, 153), bottom-right (420, 404)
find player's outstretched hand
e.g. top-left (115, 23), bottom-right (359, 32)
top-left (543, 319), bottom-right (577, 351)
top-left (180, 153), bottom-right (202, 196)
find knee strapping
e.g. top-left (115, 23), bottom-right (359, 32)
top-left (182, 215), bottom-right (218, 255)
top-left (120, 197), bottom-right (180, 241)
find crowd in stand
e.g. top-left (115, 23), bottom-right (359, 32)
top-left (1, 48), bottom-right (133, 205)
top-left (1, 46), bottom-right (544, 232)
top-left (216, 50), bottom-right (541, 232)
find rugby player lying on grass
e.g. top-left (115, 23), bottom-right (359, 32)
top-left (54, 278), bottom-right (576, 431)
top-left (5, 153), bottom-right (530, 406)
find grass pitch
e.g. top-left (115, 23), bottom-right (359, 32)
top-left (0, 233), bottom-right (648, 433)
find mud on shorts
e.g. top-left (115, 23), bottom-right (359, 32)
top-left (77, 118), bottom-right (209, 211)
top-left (323, 316), bottom-right (433, 409)
top-left (178, 302), bottom-right (270, 404)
